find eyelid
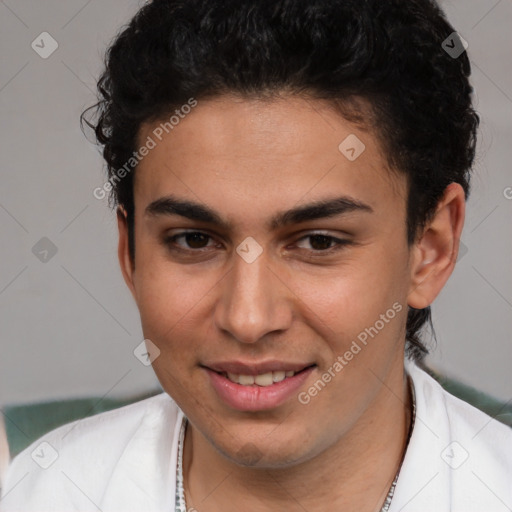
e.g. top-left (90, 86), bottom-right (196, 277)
top-left (163, 230), bottom-right (219, 250)
top-left (293, 232), bottom-right (351, 251)
top-left (163, 229), bottom-right (352, 254)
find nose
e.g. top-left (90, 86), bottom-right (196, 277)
top-left (214, 246), bottom-right (293, 344)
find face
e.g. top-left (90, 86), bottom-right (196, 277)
top-left (119, 94), bottom-right (417, 468)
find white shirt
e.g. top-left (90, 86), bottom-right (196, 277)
top-left (1, 360), bottom-right (511, 511)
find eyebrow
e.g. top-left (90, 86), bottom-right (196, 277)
top-left (144, 193), bottom-right (373, 230)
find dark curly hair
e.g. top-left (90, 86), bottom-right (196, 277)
top-left (81, 0), bottom-right (479, 363)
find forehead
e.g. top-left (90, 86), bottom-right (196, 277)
top-left (134, 95), bottom-right (406, 225)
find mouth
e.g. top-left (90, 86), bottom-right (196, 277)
top-left (216, 366), bottom-right (314, 387)
top-left (202, 363), bottom-right (317, 411)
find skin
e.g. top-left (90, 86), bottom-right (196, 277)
top-left (117, 94), bottom-right (465, 511)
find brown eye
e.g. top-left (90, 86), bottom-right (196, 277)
top-left (308, 235), bottom-right (335, 251)
top-left (295, 233), bottom-right (351, 252)
top-left (164, 231), bottom-right (215, 251)
top-left (181, 232), bottom-right (210, 249)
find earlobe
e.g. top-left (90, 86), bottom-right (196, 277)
top-left (407, 183), bottom-right (466, 310)
top-left (117, 206), bottom-right (137, 301)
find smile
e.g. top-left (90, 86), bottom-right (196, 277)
top-left (203, 365), bottom-right (316, 411)
top-left (223, 370), bottom-right (297, 386)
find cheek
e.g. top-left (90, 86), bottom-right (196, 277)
top-left (133, 261), bottom-right (217, 405)
top-left (288, 245), bottom-right (407, 353)
top-left (134, 257), bottom-right (216, 353)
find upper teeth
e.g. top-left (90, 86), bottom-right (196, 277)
top-left (226, 370), bottom-right (296, 386)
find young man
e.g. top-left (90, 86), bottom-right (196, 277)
top-left (1, 0), bottom-right (511, 511)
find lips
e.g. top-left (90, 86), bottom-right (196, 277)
top-left (202, 361), bottom-right (316, 411)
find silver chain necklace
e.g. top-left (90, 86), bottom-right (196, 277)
top-left (175, 377), bottom-right (416, 512)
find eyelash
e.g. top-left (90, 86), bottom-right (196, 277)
top-left (162, 231), bottom-right (352, 256)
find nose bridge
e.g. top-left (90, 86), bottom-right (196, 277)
top-left (215, 246), bottom-right (290, 344)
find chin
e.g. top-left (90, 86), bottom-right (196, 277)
top-left (211, 429), bottom-right (316, 470)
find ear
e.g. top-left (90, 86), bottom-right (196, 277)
top-left (117, 206), bottom-right (137, 301)
top-left (407, 183), bottom-right (466, 309)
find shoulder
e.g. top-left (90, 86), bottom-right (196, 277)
top-left (395, 360), bottom-right (512, 511)
top-left (17, 392), bottom-right (178, 458)
top-left (0, 393), bottom-right (182, 511)
top-left (407, 360), bottom-right (512, 449)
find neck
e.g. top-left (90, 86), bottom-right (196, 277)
top-left (183, 366), bottom-right (412, 512)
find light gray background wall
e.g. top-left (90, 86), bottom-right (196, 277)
top-left (0, 0), bottom-right (511, 406)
